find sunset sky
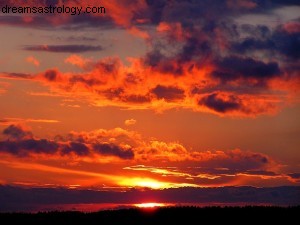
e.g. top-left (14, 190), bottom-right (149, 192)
top-left (0, 0), bottom-right (300, 208)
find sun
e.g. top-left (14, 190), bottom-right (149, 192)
top-left (134, 203), bottom-right (166, 208)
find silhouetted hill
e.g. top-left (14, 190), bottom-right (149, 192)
top-left (0, 206), bottom-right (299, 225)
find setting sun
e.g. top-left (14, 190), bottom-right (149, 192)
top-left (134, 203), bottom-right (166, 208)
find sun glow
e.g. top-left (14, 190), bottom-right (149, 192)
top-left (119, 178), bottom-right (170, 189)
top-left (134, 203), bottom-right (166, 208)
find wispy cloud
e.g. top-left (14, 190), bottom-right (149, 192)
top-left (23, 45), bottom-right (103, 53)
top-left (0, 118), bottom-right (60, 126)
top-left (124, 119), bottom-right (137, 126)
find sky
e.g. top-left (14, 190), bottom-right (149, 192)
top-left (0, 0), bottom-right (300, 208)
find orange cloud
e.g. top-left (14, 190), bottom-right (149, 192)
top-left (0, 117), bottom-right (59, 125)
top-left (0, 124), bottom-right (297, 187)
top-left (0, 124), bottom-right (278, 171)
top-left (124, 119), bottom-right (137, 126)
top-left (65, 55), bottom-right (91, 69)
top-left (26, 56), bottom-right (40, 67)
top-left (22, 54), bottom-right (289, 117)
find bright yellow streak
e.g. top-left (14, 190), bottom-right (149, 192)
top-left (119, 178), bottom-right (169, 189)
top-left (119, 177), bottom-right (199, 189)
top-left (134, 203), bottom-right (166, 208)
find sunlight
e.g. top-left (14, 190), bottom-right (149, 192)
top-left (119, 178), bottom-right (170, 189)
top-left (134, 203), bottom-right (166, 208)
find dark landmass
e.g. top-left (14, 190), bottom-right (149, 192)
top-left (0, 206), bottom-right (299, 225)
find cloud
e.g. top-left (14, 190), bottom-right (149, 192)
top-left (124, 119), bottom-right (137, 126)
top-left (1, 185), bottom-right (300, 212)
top-left (1, 1), bottom-right (299, 118)
top-left (93, 143), bottom-right (134, 160)
top-left (26, 56), bottom-right (40, 67)
top-left (65, 55), bottom-right (92, 69)
top-left (227, 0), bottom-right (257, 9)
top-left (0, 118), bottom-right (59, 125)
top-left (0, 72), bottom-right (33, 80)
top-left (151, 85), bottom-right (185, 101)
top-left (0, 125), bottom-right (135, 160)
top-left (197, 92), bottom-right (277, 116)
top-left (0, 139), bottom-right (59, 156)
top-left (1, 124), bottom-right (298, 187)
top-left (2, 124), bottom-right (33, 140)
top-left (61, 142), bottom-right (89, 156)
top-left (232, 24), bottom-right (300, 60)
top-left (212, 56), bottom-right (281, 83)
top-left (23, 45), bottom-right (103, 53)
top-left (0, 125), bottom-right (277, 172)
top-left (43, 69), bottom-right (59, 81)
top-left (199, 93), bottom-right (242, 113)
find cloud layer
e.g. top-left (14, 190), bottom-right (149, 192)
top-left (1, 185), bottom-right (300, 212)
top-left (1, 0), bottom-right (298, 116)
top-left (0, 124), bottom-right (298, 187)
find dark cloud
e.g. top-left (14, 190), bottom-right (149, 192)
top-left (102, 88), bottom-right (124, 100)
top-left (0, 125), bottom-right (134, 159)
top-left (152, 85), bottom-right (185, 101)
top-left (212, 56), bottom-right (281, 83)
top-left (144, 54), bottom-right (184, 76)
top-left (93, 143), bottom-right (134, 160)
top-left (0, 138), bottom-right (94, 157)
top-left (2, 125), bottom-right (32, 140)
top-left (242, 170), bottom-right (278, 176)
top-left (199, 93), bottom-right (242, 113)
top-left (196, 150), bottom-right (271, 172)
top-left (144, 50), bottom-right (164, 68)
top-left (288, 173), bottom-right (300, 179)
top-left (0, 73), bottom-right (33, 80)
top-left (178, 38), bottom-right (211, 63)
top-left (233, 25), bottom-right (300, 60)
top-left (232, 39), bottom-right (275, 54)
top-left (0, 139), bottom-right (58, 156)
top-left (257, 0), bottom-right (300, 7)
top-left (1, 185), bottom-right (299, 212)
top-left (61, 142), bottom-right (90, 156)
top-left (23, 45), bottom-right (103, 53)
top-left (144, 0), bottom-right (167, 24)
top-left (69, 76), bottom-right (101, 87)
top-left (122, 95), bottom-right (151, 103)
top-left (273, 29), bottom-right (300, 60)
top-left (44, 70), bottom-right (58, 81)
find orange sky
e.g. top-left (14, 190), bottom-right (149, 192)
top-left (0, 0), bottom-right (300, 194)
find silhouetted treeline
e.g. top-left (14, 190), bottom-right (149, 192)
top-left (0, 206), bottom-right (299, 225)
